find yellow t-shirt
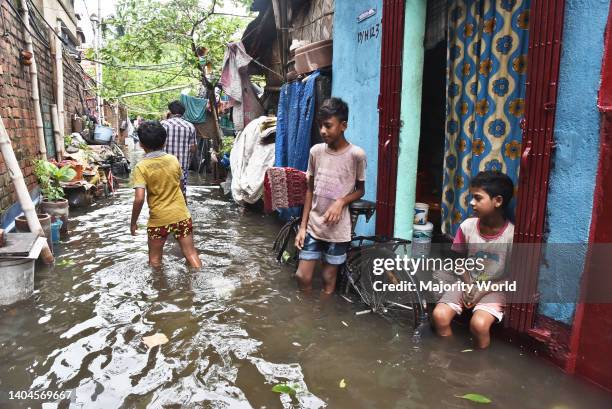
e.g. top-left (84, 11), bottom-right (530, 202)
top-left (131, 152), bottom-right (190, 227)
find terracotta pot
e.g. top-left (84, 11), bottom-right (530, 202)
top-left (15, 213), bottom-right (52, 251)
top-left (41, 199), bottom-right (69, 236)
top-left (69, 164), bottom-right (84, 182)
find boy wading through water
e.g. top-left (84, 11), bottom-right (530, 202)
top-left (433, 171), bottom-right (515, 348)
top-left (295, 98), bottom-right (367, 295)
top-left (130, 121), bottom-right (202, 269)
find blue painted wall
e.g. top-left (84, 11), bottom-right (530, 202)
top-left (332, 0), bottom-right (383, 236)
top-left (537, 0), bottom-right (609, 324)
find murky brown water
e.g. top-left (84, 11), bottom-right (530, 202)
top-left (1, 180), bottom-right (611, 408)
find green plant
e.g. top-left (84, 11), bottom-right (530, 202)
top-left (220, 136), bottom-right (234, 156)
top-left (34, 160), bottom-right (77, 201)
top-left (64, 134), bottom-right (73, 148)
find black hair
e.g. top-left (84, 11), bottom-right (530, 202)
top-left (317, 97), bottom-right (349, 123)
top-left (470, 171), bottom-right (514, 209)
top-left (168, 100), bottom-right (186, 115)
top-left (137, 121), bottom-right (166, 150)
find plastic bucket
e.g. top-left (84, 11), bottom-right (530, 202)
top-left (93, 125), bottom-right (113, 144)
top-left (414, 202), bottom-right (429, 225)
top-left (412, 222), bottom-right (434, 257)
top-left (51, 220), bottom-right (63, 244)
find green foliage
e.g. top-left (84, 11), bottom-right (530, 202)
top-left (34, 160), bottom-right (77, 201)
top-left (455, 393), bottom-right (492, 404)
top-left (220, 136), bottom-right (234, 155)
top-left (271, 383), bottom-right (298, 397)
top-left (97, 0), bottom-right (251, 117)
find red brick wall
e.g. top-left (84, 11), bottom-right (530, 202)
top-left (0, 1), bottom-right (99, 215)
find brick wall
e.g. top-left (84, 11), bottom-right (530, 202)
top-left (0, 0), bottom-right (100, 217)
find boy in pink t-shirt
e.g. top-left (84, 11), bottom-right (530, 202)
top-left (294, 98), bottom-right (366, 295)
top-left (433, 171), bottom-right (515, 348)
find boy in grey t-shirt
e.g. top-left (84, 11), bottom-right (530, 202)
top-left (294, 98), bottom-right (367, 295)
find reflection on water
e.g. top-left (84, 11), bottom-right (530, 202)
top-left (1, 182), bottom-right (611, 409)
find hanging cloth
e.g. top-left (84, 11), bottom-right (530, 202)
top-left (441, 0), bottom-right (530, 236)
top-left (179, 94), bottom-right (207, 124)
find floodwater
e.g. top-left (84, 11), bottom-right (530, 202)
top-left (1, 180), bottom-right (611, 409)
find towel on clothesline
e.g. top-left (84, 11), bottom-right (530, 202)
top-left (179, 94), bottom-right (208, 124)
top-left (263, 167), bottom-right (308, 213)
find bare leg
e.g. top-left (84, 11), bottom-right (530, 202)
top-left (470, 310), bottom-right (497, 349)
top-left (148, 237), bottom-right (167, 269)
top-left (296, 260), bottom-right (317, 293)
top-left (432, 303), bottom-right (457, 337)
top-left (176, 233), bottom-right (202, 269)
top-left (321, 263), bottom-right (339, 295)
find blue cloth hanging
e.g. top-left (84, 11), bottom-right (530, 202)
top-left (179, 94), bottom-right (207, 124)
top-left (291, 71), bottom-right (320, 171)
top-left (273, 71), bottom-right (321, 221)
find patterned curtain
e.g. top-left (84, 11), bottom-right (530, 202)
top-left (441, 0), bottom-right (530, 236)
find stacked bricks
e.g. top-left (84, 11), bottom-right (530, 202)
top-left (0, 1), bottom-right (102, 216)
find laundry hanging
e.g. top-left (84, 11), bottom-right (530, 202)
top-left (441, 0), bottom-right (530, 236)
top-left (179, 94), bottom-right (207, 124)
top-left (218, 42), bottom-right (264, 131)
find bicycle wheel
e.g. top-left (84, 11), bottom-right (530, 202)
top-left (344, 246), bottom-right (423, 327)
top-left (272, 217), bottom-right (301, 266)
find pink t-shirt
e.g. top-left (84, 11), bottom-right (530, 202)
top-left (306, 143), bottom-right (367, 242)
top-left (452, 217), bottom-right (514, 281)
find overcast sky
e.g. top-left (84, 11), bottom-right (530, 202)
top-left (75, 0), bottom-right (249, 46)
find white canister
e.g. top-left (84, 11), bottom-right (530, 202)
top-left (414, 202), bottom-right (430, 225)
top-left (412, 222), bottom-right (434, 257)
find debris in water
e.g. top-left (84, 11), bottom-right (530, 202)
top-left (461, 349), bottom-right (473, 353)
top-left (271, 383), bottom-right (298, 397)
top-left (341, 321), bottom-right (349, 327)
top-left (292, 342), bottom-right (302, 347)
top-left (56, 259), bottom-right (75, 267)
top-left (142, 333), bottom-right (169, 348)
top-left (339, 379), bottom-right (347, 388)
top-left (455, 393), bottom-right (492, 404)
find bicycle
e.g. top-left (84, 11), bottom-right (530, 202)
top-left (273, 199), bottom-right (428, 329)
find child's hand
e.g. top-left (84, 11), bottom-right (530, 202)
top-left (323, 199), bottom-right (344, 225)
top-left (295, 227), bottom-right (306, 250)
top-left (130, 223), bottom-right (138, 236)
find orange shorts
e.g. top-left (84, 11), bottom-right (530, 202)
top-left (147, 218), bottom-right (193, 241)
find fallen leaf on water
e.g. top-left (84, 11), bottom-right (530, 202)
top-left (341, 321), bottom-right (349, 327)
top-left (142, 333), bottom-right (169, 348)
top-left (339, 379), bottom-right (347, 388)
top-left (56, 259), bottom-right (75, 267)
top-left (455, 393), bottom-right (492, 404)
top-left (461, 349), bottom-right (473, 353)
top-left (271, 383), bottom-right (297, 397)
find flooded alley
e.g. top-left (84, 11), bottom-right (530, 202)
top-left (1, 182), bottom-right (611, 409)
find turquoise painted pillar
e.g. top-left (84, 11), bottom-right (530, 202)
top-left (332, 0), bottom-right (383, 236)
top-left (393, 0), bottom-right (427, 240)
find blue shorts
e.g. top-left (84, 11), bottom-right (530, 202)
top-left (299, 233), bottom-right (350, 265)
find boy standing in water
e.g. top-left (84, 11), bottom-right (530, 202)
top-left (433, 171), bottom-right (515, 348)
top-left (294, 98), bottom-right (367, 295)
top-left (130, 121), bottom-right (202, 269)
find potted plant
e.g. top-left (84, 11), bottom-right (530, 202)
top-left (34, 160), bottom-right (76, 236)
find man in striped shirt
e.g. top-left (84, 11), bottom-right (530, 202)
top-left (161, 101), bottom-right (197, 201)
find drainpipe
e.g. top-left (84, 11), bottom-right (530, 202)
top-left (51, 104), bottom-right (63, 161)
top-left (0, 114), bottom-right (54, 264)
top-left (21, 0), bottom-right (46, 159)
top-left (54, 22), bottom-right (65, 156)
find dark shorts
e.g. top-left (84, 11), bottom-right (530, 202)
top-left (299, 233), bottom-right (350, 265)
top-left (147, 218), bottom-right (193, 241)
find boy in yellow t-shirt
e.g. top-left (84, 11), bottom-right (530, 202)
top-left (130, 121), bottom-right (202, 269)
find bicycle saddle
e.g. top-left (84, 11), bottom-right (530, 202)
top-left (349, 199), bottom-right (376, 222)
